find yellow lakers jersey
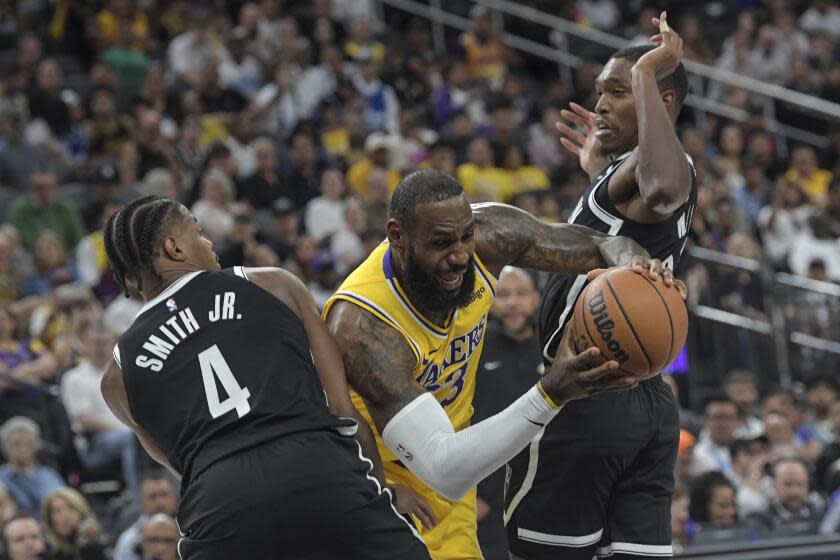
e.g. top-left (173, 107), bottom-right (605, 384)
top-left (323, 241), bottom-right (496, 464)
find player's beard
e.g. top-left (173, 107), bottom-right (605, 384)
top-left (402, 250), bottom-right (476, 317)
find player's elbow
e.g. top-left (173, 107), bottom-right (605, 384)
top-left (640, 184), bottom-right (685, 215)
top-left (423, 472), bottom-right (471, 501)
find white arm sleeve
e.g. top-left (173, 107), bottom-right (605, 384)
top-left (381, 385), bottom-right (560, 501)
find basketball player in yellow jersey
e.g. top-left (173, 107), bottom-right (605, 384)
top-left (325, 169), bottom-right (675, 559)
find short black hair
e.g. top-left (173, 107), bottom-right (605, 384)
top-left (725, 369), bottom-right (759, 388)
top-left (610, 45), bottom-right (688, 110)
top-left (805, 375), bottom-right (839, 393)
top-left (389, 170), bottom-right (464, 230)
top-left (689, 471), bottom-right (736, 523)
top-left (702, 393), bottom-right (735, 411)
top-left (103, 196), bottom-right (183, 297)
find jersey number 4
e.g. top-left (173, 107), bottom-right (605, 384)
top-left (198, 345), bottom-right (251, 419)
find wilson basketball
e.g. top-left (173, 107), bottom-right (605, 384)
top-left (570, 267), bottom-right (688, 380)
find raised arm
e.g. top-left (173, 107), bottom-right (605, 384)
top-left (629, 12), bottom-right (691, 215)
top-left (473, 202), bottom-right (649, 278)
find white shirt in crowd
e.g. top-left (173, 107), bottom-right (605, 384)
top-left (61, 361), bottom-right (124, 432)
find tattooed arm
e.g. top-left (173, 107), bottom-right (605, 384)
top-left (327, 300), bottom-right (637, 500)
top-left (326, 301), bottom-right (425, 432)
top-left (473, 203), bottom-right (650, 278)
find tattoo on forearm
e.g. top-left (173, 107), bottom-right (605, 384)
top-left (475, 204), bottom-right (606, 273)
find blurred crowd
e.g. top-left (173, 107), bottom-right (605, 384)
top-left (0, 0), bottom-right (837, 558)
top-left (666, 372), bottom-right (840, 551)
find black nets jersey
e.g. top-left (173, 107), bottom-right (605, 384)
top-left (114, 267), bottom-right (354, 487)
top-left (539, 152), bottom-right (697, 368)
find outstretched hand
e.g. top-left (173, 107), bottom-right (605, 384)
top-left (555, 102), bottom-right (606, 178)
top-left (634, 11), bottom-right (684, 79)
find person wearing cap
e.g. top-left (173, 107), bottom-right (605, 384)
top-left (346, 132), bottom-right (401, 198)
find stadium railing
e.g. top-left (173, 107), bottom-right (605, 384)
top-left (680, 246), bottom-right (840, 404)
top-left (374, 0), bottom-right (840, 149)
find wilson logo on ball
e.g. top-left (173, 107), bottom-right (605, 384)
top-left (587, 290), bottom-right (630, 364)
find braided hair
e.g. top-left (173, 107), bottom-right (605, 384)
top-left (103, 196), bottom-right (182, 297)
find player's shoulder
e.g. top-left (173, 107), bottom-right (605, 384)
top-left (236, 267), bottom-right (306, 315)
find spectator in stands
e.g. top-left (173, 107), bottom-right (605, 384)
top-left (95, 0), bottom-right (152, 53)
top-left (280, 130), bottom-right (325, 207)
top-left (526, 106), bottom-right (564, 176)
top-left (238, 137), bottom-right (282, 210)
top-left (304, 167), bottom-right (347, 244)
top-left (344, 16), bottom-right (384, 64)
top-left (0, 417), bottom-right (63, 517)
top-left (456, 136), bottom-right (509, 202)
top-left (138, 513), bottom-right (179, 560)
top-left (764, 412), bottom-right (798, 456)
top-left (22, 230), bottom-right (79, 297)
top-left (42, 487), bottom-right (106, 560)
top-left (424, 140), bottom-right (456, 177)
top-left (499, 144), bottom-right (548, 202)
top-left (805, 376), bottom-right (838, 445)
top-left (346, 133), bottom-right (400, 198)
top-left (190, 169), bottom-right (235, 249)
top-left (785, 145), bottom-right (833, 201)
top-left (757, 178), bottom-right (812, 270)
top-left (0, 305), bottom-right (59, 418)
top-left (473, 267), bottom-right (542, 560)
top-left (113, 470), bottom-right (178, 560)
top-left (351, 47), bottom-right (400, 135)
top-left (764, 389), bottom-right (823, 463)
top-left (51, 296), bottom-right (101, 371)
top-left (431, 60), bottom-right (480, 131)
top-left (671, 487), bottom-right (690, 552)
top-left (748, 25), bottom-right (794, 85)
top-left (103, 284), bottom-right (142, 336)
top-left (731, 158), bottom-right (772, 224)
top-left (196, 56), bottom-right (248, 125)
top-left (26, 59), bottom-right (70, 138)
top-left (815, 401), bottom-right (840, 495)
top-left (459, 6), bottom-right (509, 90)
top-left (166, 7), bottom-right (229, 87)
top-left (724, 370), bottom-right (764, 439)
top-left (60, 324), bottom-right (139, 502)
top-left (693, 397), bottom-right (740, 477)
top-left (8, 171), bottom-right (85, 254)
top-left (87, 88), bottom-right (131, 163)
top-left (689, 471), bottom-right (739, 527)
top-left (218, 27), bottom-right (262, 98)
top-left (330, 197), bottom-right (366, 276)
top-left (750, 458), bottom-right (824, 535)
top-left (1, 513), bottom-right (48, 560)
top-left (730, 437), bottom-right (770, 517)
top-left (799, 0), bottom-right (840, 41)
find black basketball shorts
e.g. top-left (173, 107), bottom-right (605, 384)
top-left (177, 430), bottom-right (431, 560)
top-left (505, 377), bottom-right (679, 559)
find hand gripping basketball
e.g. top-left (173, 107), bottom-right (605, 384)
top-left (539, 328), bottom-right (639, 406)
